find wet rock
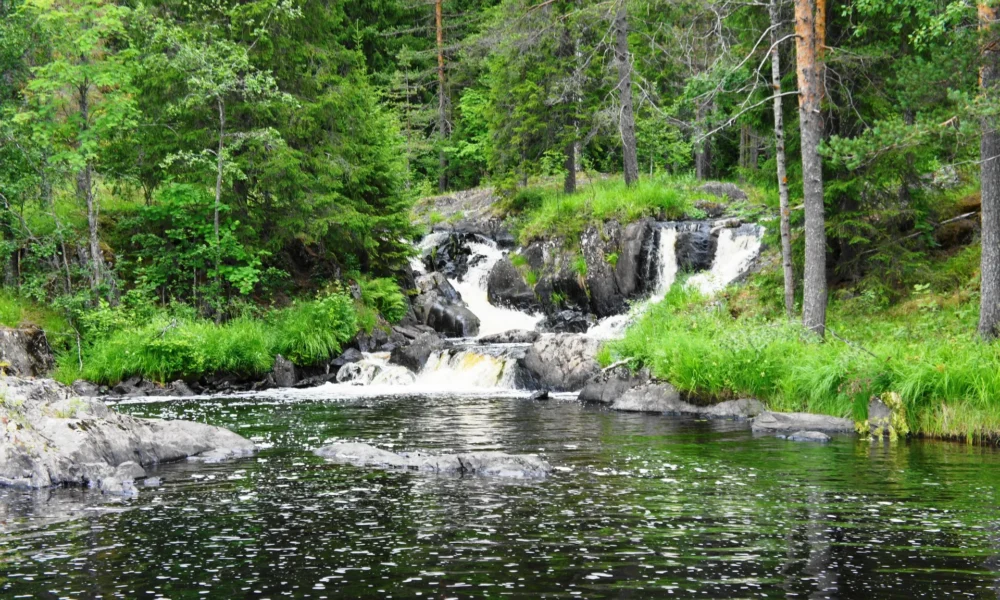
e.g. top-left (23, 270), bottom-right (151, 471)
top-left (111, 376), bottom-right (156, 397)
top-left (537, 310), bottom-right (590, 334)
top-left (777, 430), bottom-right (832, 443)
top-left (0, 326), bottom-right (54, 377)
top-left (702, 398), bottom-right (766, 420)
top-left (611, 382), bottom-right (700, 414)
top-left (167, 380), bottom-right (196, 397)
top-left (699, 181), bottom-right (748, 202)
top-left (352, 321), bottom-right (393, 353)
top-left (294, 373), bottom-right (339, 388)
top-left (615, 219), bottom-right (655, 299)
top-left (314, 442), bottom-right (552, 478)
top-left (71, 380), bottom-right (102, 397)
top-left (528, 390), bottom-right (549, 401)
top-left (868, 396), bottom-right (892, 437)
top-left (582, 224), bottom-right (626, 317)
top-left (675, 222), bottom-right (718, 272)
top-left (421, 232), bottom-right (475, 280)
top-left (578, 364), bottom-right (649, 404)
top-left (751, 411), bottom-right (855, 434)
top-left (487, 258), bottom-right (542, 312)
top-left (523, 334), bottom-right (601, 392)
top-left (272, 355), bottom-right (297, 388)
top-left (412, 272), bottom-right (481, 338)
top-left (331, 347), bottom-right (365, 368)
top-left (0, 377), bottom-right (255, 489)
top-left (390, 333), bottom-right (446, 373)
top-left (479, 330), bottom-right (540, 344)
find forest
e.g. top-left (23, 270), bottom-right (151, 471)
top-left (1, 0), bottom-right (999, 436)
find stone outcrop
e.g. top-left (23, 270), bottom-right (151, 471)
top-left (610, 382), bottom-right (696, 413)
top-left (0, 378), bottom-right (254, 493)
top-left (314, 442), bottom-right (551, 478)
top-left (537, 310), bottom-right (590, 334)
top-left (523, 334), bottom-right (601, 392)
top-left (486, 258), bottom-right (542, 312)
top-left (0, 327), bottom-right (54, 377)
top-left (699, 181), bottom-right (748, 202)
top-left (478, 330), bottom-right (540, 344)
top-left (389, 332), bottom-right (447, 373)
top-left (412, 272), bottom-right (480, 338)
top-left (751, 411), bottom-right (855, 434)
top-left (777, 431), bottom-right (832, 443)
top-left (701, 398), bottom-right (766, 420)
top-left (421, 232), bottom-right (475, 280)
top-left (579, 365), bottom-right (650, 404)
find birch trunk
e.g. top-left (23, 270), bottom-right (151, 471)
top-left (771, 0), bottom-right (795, 318)
top-left (77, 81), bottom-right (104, 292)
top-left (795, 0), bottom-right (827, 337)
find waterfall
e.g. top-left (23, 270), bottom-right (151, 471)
top-left (331, 344), bottom-right (525, 393)
top-left (587, 222), bottom-right (763, 340)
top-left (414, 233), bottom-right (543, 338)
top-left (686, 224), bottom-right (764, 295)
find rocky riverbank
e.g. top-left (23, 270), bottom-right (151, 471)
top-left (0, 377), bottom-right (254, 493)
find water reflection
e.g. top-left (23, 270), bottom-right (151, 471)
top-left (1, 393), bottom-right (1000, 598)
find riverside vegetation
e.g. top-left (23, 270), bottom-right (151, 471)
top-left (3, 0), bottom-right (1000, 442)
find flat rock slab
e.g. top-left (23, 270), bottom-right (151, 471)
top-left (777, 431), bottom-right (832, 443)
top-left (751, 411), bottom-right (854, 434)
top-left (315, 442), bottom-right (552, 478)
top-left (0, 377), bottom-right (255, 493)
top-left (702, 398), bottom-right (766, 420)
top-left (609, 384), bottom-right (765, 420)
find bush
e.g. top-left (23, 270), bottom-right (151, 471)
top-left (58, 292), bottom-right (361, 384)
top-left (359, 277), bottom-right (408, 324)
top-left (606, 281), bottom-right (1000, 440)
top-left (269, 293), bottom-right (359, 366)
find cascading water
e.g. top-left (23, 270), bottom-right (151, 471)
top-left (587, 222), bottom-right (763, 340)
top-left (330, 343), bottom-right (526, 394)
top-left (687, 224), bottom-right (764, 294)
top-left (413, 233), bottom-right (543, 337)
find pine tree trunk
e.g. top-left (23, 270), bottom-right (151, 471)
top-left (980, 3), bottom-right (1000, 339)
top-left (771, 0), bottom-right (795, 319)
top-left (614, 2), bottom-right (639, 186)
top-left (77, 81), bottom-right (104, 293)
top-left (795, 0), bottom-right (827, 337)
top-left (564, 141), bottom-right (577, 194)
top-left (436, 0), bottom-right (448, 192)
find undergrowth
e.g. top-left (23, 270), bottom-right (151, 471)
top-left (51, 279), bottom-right (407, 385)
top-left (607, 246), bottom-right (1000, 440)
top-left (507, 174), bottom-right (714, 245)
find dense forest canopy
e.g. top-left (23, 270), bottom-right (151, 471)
top-left (0, 0), bottom-right (994, 344)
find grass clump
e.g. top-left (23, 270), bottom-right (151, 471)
top-left (606, 276), bottom-right (1000, 441)
top-left (511, 175), bottom-right (703, 245)
top-left (55, 292), bottom-right (362, 385)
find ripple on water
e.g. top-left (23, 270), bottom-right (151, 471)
top-left (2, 393), bottom-right (1000, 599)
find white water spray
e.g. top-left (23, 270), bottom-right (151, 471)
top-left (414, 233), bottom-right (543, 338)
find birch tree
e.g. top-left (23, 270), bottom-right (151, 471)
top-left (770, 0), bottom-right (795, 318)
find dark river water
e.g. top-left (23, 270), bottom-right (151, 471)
top-left (2, 390), bottom-right (1000, 599)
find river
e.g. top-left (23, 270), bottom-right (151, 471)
top-left (2, 390), bottom-right (1000, 598)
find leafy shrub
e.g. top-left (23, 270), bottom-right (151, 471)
top-left (359, 277), bottom-right (408, 324)
top-left (270, 293), bottom-right (358, 365)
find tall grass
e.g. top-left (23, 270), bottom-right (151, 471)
top-left (514, 175), bottom-right (700, 245)
top-left (54, 293), bottom-right (362, 385)
top-left (607, 284), bottom-right (1000, 440)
